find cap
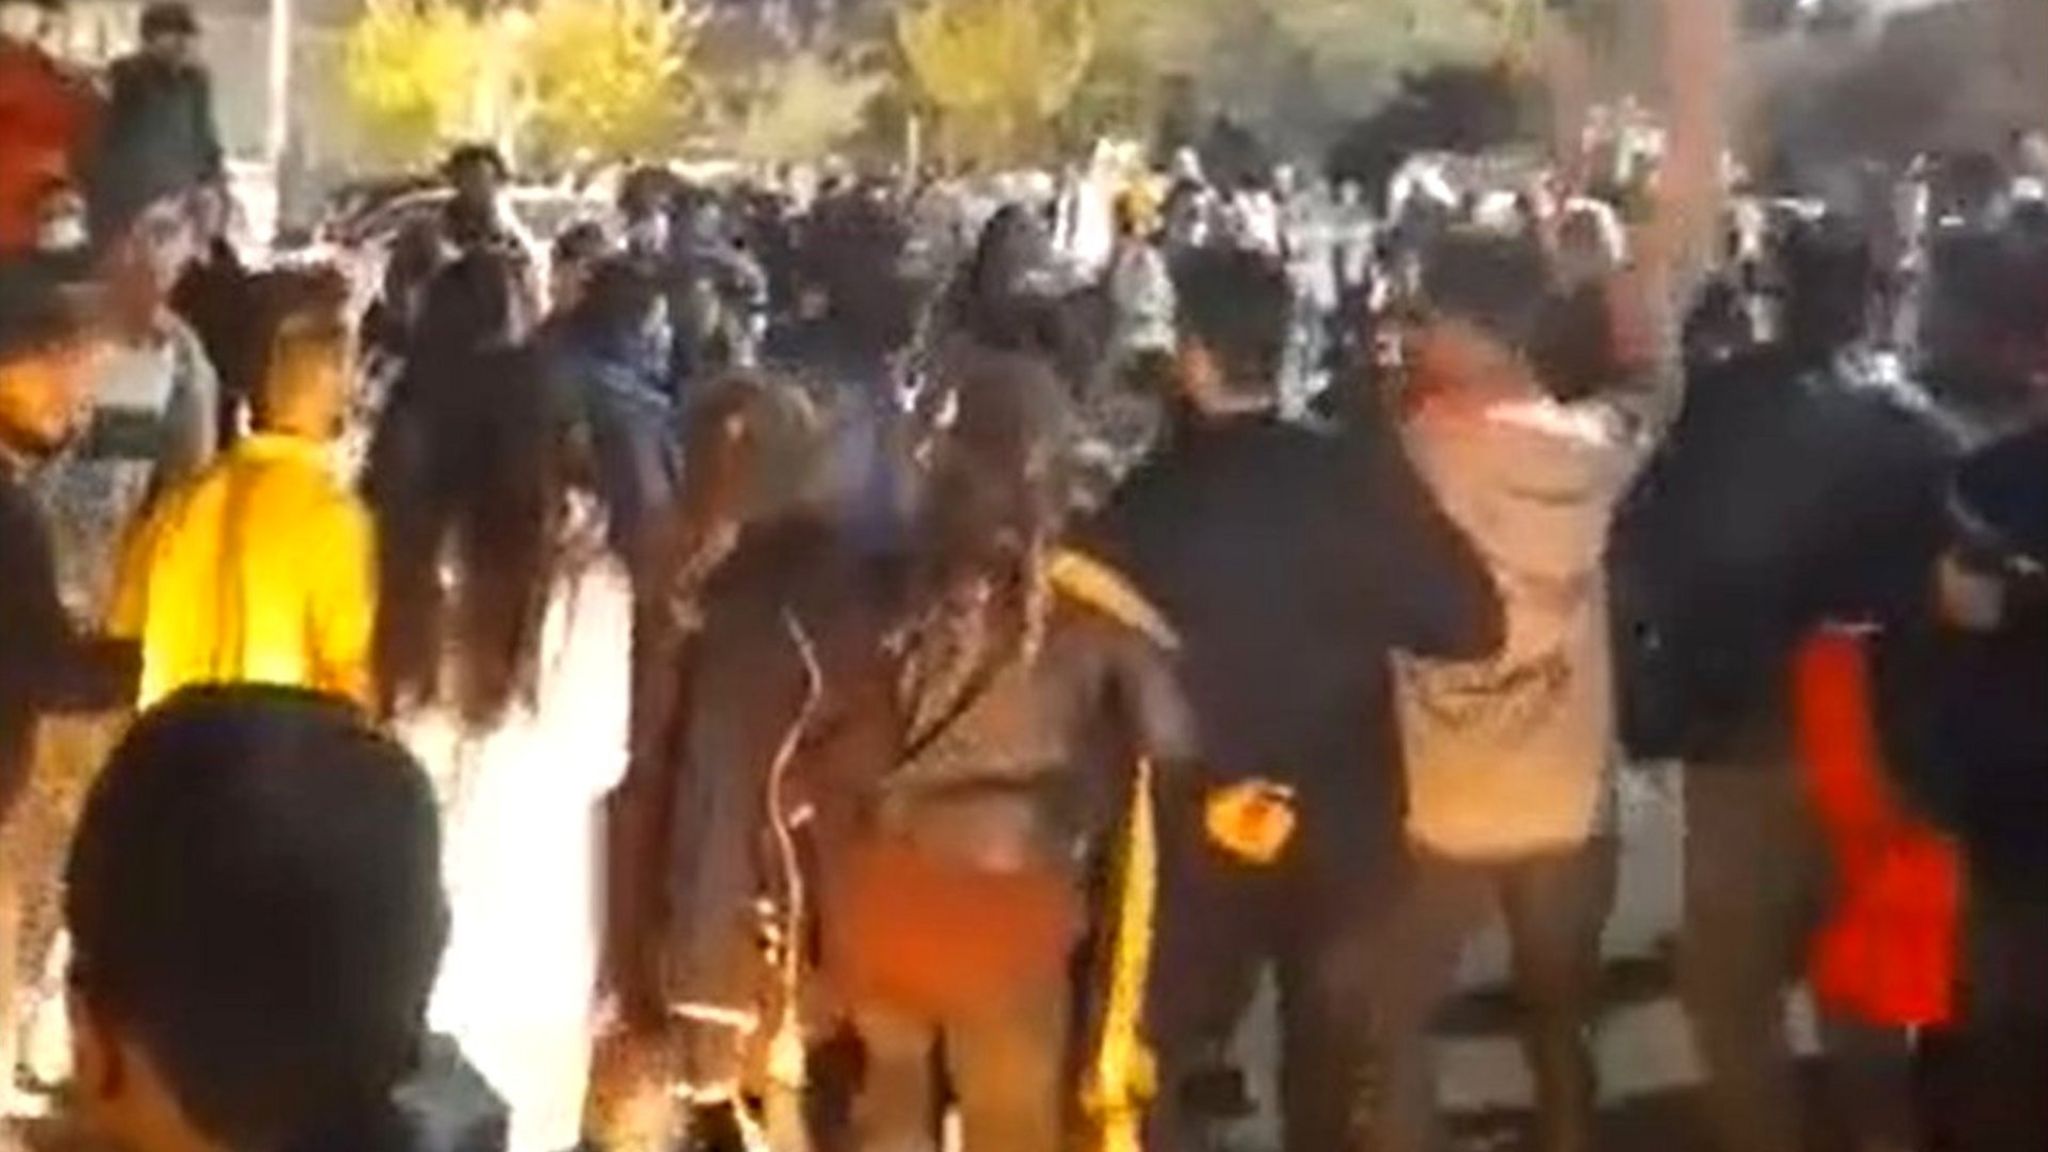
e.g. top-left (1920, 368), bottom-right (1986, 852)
top-left (139, 0), bottom-right (197, 37)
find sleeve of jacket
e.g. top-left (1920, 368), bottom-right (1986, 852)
top-left (307, 491), bottom-right (377, 710)
top-left (1351, 426), bottom-right (1504, 661)
top-left (191, 70), bottom-right (224, 180)
top-left (0, 489), bottom-right (139, 716)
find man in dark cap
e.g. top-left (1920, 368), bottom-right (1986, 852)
top-left (93, 1), bottom-right (221, 234)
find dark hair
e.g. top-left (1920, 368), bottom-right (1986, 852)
top-left (65, 685), bottom-right (445, 1152)
top-left (442, 144), bottom-right (508, 183)
top-left (1779, 218), bottom-right (1873, 366)
top-left (570, 256), bottom-right (661, 350)
top-left (1418, 227), bottom-right (1550, 349)
top-left (139, 1), bottom-right (198, 38)
top-left (1171, 246), bottom-right (1293, 394)
top-left (370, 346), bottom-right (567, 727)
top-left (551, 220), bottom-right (610, 269)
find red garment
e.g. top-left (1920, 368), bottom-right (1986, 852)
top-left (1792, 627), bottom-right (1962, 1027)
top-left (0, 41), bottom-right (95, 255)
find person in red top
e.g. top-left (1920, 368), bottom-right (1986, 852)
top-left (0, 0), bottom-right (96, 256)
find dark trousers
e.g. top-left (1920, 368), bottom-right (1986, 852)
top-left (1143, 795), bottom-right (1400, 1152)
top-left (1371, 838), bottom-right (1618, 1152)
top-left (1958, 881), bottom-right (2048, 1151)
top-left (851, 982), bottom-right (1067, 1152)
top-left (1678, 760), bottom-right (1825, 1152)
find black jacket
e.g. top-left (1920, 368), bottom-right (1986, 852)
top-left (92, 54), bottom-right (223, 231)
top-left (0, 460), bottom-right (137, 817)
top-left (1082, 409), bottom-right (1502, 853)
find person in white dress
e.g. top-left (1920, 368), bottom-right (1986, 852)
top-left (367, 337), bottom-right (633, 1152)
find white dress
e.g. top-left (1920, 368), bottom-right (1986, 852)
top-left (395, 553), bottom-right (635, 1152)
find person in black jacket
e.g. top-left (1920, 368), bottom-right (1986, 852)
top-left (92, 1), bottom-right (223, 237)
top-left (1082, 247), bottom-right (1502, 1152)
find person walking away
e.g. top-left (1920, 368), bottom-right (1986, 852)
top-left (0, 254), bottom-right (139, 1105)
top-left (547, 256), bottom-right (678, 571)
top-left (372, 346), bottom-right (632, 1152)
top-left (109, 277), bottom-right (373, 710)
top-left (0, 0), bottom-right (95, 259)
top-left (93, 2), bottom-right (223, 228)
top-left (64, 685), bottom-right (490, 1152)
top-left (1081, 247), bottom-right (1501, 1152)
top-left (36, 191), bottom-right (217, 614)
top-left (1376, 223), bottom-right (1673, 1152)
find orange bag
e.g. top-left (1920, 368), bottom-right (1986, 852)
top-left (823, 836), bottom-right (1080, 1023)
top-left (1792, 627), bottom-right (1961, 1027)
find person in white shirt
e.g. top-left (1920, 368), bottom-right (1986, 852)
top-left (369, 343), bottom-right (632, 1152)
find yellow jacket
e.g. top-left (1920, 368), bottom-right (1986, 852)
top-left (110, 433), bottom-right (376, 710)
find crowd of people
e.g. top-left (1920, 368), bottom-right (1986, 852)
top-left (9, 0), bottom-right (2048, 1151)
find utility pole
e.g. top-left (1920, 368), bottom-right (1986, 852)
top-left (267, 0), bottom-right (292, 234)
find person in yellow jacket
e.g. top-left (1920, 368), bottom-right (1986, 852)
top-left (110, 290), bottom-right (373, 709)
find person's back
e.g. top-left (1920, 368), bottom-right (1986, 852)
top-left (111, 299), bottom-right (372, 708)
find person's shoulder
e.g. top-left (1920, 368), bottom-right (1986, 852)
top-left (1047, 546), bottom-right (1180, 655)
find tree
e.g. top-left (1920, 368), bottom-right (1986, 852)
top-left (523, 0), bottom-right (696, 163)
top-left (895, 0), bottom-right (1097, 165)
top-left (714, 51), bottom-right (888, 165)
top-left (342, 0), bottom-right (489, 167)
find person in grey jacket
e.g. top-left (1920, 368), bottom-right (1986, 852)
top-left (92, 2), bottom-right (223, 233)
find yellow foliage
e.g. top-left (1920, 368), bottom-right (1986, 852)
top-left (524, 0), bottom-right (694, 162)
top-left (721, 52), bottom-right (887, 165)
top-left (342, 0), bottom-right (487, 166)
top-left (896, 0), bottom-right (1097, 163)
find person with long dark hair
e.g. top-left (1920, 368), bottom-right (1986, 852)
top-left (368, 343), bottom-right (632, 1152)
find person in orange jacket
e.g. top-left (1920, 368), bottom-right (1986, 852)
top-left (0, 0), bottom-right (96, 257)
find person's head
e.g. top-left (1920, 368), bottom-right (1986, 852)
top-left (547, 221), bottom-right (610, 317)
top-left (370, 345), bottom-right (569, 728)
top-left (137, 1), bottom-right (197, 66)
top-left (442, 145), bottom-right (506, 213)
top-left (101, 193), bottom-right (199, 325)
top-left (1171, 246), bottom-right (1293, 410)
top-left (1405, 228), bottom-right (1551, 401)
top-left (0, 0), bottom-right (60, 45)
top-left (65, 685), bottom-right (445, 1152)
top-left (921, 347), bottom-right (1071, 593)
top-left (0, 257), bottom-right (97, 463)
top-left (1112, 191), bottom-right (1152, 242)
top-left (570, 255), bottom-right (664, 358)
top-left (967, 205), bottom-right (1050, 301)
top-left (254, 285), bottom-right (352, 441)
top-left (1778, 216), bottom-right (1873, 366)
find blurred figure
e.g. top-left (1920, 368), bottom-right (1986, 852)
top-left (36, 192), bottom-right (218, 613)
top-left (1084, 247), bottom-right (1500, 1152)
top-left (549, 256), bottom-right (678, 568)
top-left (545, 219), bottom-right (611, 324)
top-left (372, 345), bottom-right (631, 1152)
top-left (110, 279), bottom-right (372, 709)
top-left (0, 0), bottom-right (94, 258)
top-left (0, 249), bottom-right (136, 1118)
top-left (169, 182), bottom-right (254, 446)
top-left (93, 2), bottom-right (224, 232)
top-left (64, 686), bottom-right (463, 1152)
